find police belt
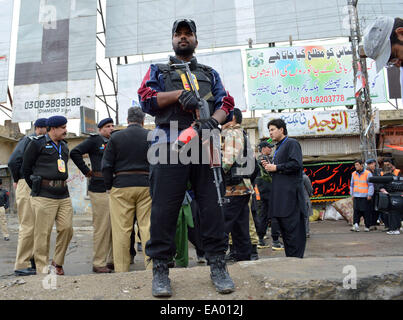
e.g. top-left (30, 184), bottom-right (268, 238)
top-left (41, 179), bottom-right (68, 188)
top-left (115, 170), bottom-right (149, 176)
top-left (92, 171), bottom-right (103, 177)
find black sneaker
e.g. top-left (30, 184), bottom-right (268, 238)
top-left (4, 237), bottom-right (9, 241)
top-left (152, 259), bottom-right (172, 297)
top-left (197, 255), bottom-right (206, 263)
top-left (272, 240), bottom-right (284, 251)
top-left (209, 255), bottom-right (235, 294)
top-left (30, 258), bottom-right (36, 270)
top-left (14, 268), bottom-right (36, 276)
top-left (167, 259), bottom-right (175, 268)
top-left (257, 238), bottom-right (269, 249)
top-left (225, 251), bottom-right (236, 262)
top-left (251, 245), bottom-right (259, 260)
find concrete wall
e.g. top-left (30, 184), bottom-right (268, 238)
top-left (67, 160), bottom-right (92, 215)
top-left (65, 136), bottom-right (92, 215)
top-left (0, 140), bottom-right (17, 164)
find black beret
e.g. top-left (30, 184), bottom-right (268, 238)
top-left (47, 116), bottom-right (67, 128)
top-left (259, 141), bottom-right (274, 149)
top-left (34, 118), bottom-right (47, 127)
top-left (98, 117), bottom-right (114, 128)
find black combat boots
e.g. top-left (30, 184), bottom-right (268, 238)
top-left (152, 259), bottom-right (172, 297)
top-left (209, 255), bottom-right (235, 294)
top-left (251, 244), bottom-right (259, 260)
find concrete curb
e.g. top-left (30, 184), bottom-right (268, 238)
top-left (1, 256), bottom-right (402, 300)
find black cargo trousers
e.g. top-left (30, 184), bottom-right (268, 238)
top-left (145, 142), bottom-right (227, 261)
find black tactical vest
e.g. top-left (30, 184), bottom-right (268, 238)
top-left (32, 136), bottom-right (69, 181)
top-left (155, 56), bottom-right (216, 130)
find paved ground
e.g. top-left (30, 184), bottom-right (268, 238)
top-left (0, 213), bottom-right (402, 300)
top-left (1, 213), bottom-right (402, 278)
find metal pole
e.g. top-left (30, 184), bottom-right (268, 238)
top-left (0, 107), bottom-right (11, 118)
top-left (347, 0), bottom-right (377, 161)
top-left (0, 104), bottom-right (13, 112)
top-left (248, 38), bottom-right (255, 118)
top-left (7, 87), bottom-right (12, 106)
top-left (96, 67), bottom-right (111, 118)
top-left (98, 0), bottom-right (119, 125)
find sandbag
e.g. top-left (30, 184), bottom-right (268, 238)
top-left (332, 197), bottom-right (354, 225)
top-left (310, 208), bottom-right (325, 222)
top-left (324, 204), bottom-right (344, 220)
top-left (309, 209), bottom-right (320, 222)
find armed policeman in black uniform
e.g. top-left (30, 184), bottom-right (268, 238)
top-left (138, 19), bottom-right (235, 297)
top-left (8, 118), bottom-right (47, 276)
top-left (22, 116), bottom-right (74, 275)
top-left (70, 118), bottom-right (115, 273)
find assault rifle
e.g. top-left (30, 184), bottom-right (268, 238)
top-left (171, 61), bottom-right (228, 207)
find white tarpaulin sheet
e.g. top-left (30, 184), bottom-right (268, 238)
top-left (0, 0), bottom-right (13, 103)
top-left (117, 50), bottom-right (246, 125)
top-left (12, 0), bottom-right (97, 122)
top-left (106, 0), bottom-right (256, 58)
top-left (105, 0), bottom-right (399, 58)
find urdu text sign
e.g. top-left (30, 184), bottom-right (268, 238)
top-left (246, 45), bottom-right (387, 110)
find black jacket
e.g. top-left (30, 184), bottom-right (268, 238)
top-left (0, 189), bottom-right (9, 209)
top-left (8, 134), bottom-right (36, 182)
top-left (22, 134), bottom-right (70, 199)
top-left (270, 137), bottom-right (306, 218)
top-left (101, 124), bottom-right (150, 190)
top-left (70, 134), bottom-right (109, 193)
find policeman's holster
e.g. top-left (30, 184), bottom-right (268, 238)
top-left (30, 175), bottom-right (42, 196)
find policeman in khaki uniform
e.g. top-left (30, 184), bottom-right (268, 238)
top-left (101, 107), bottom-right (152, 273)
top-left (70, 118), bottom-right (115, 273)
top-left (8, 118), bottom-right (48, 276)
top-left (22, 116), bottom-right (73, 275)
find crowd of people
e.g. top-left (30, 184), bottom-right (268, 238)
top-left (0, 16), bottom-right (402, 297)
top-left (350, 158), bottom-right (402, 234)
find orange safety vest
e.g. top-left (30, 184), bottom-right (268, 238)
top-left (352, 170), bottom-right (370, 195)
top-left (254, 185), bottom-right (261, 201)
top-left (380, 169), bottom-right (401, 177)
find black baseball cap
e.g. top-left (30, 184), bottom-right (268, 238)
top-left (172, 19), bottom-right (197, 37)
top-left (259, 141), bottom-right (274, 149)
